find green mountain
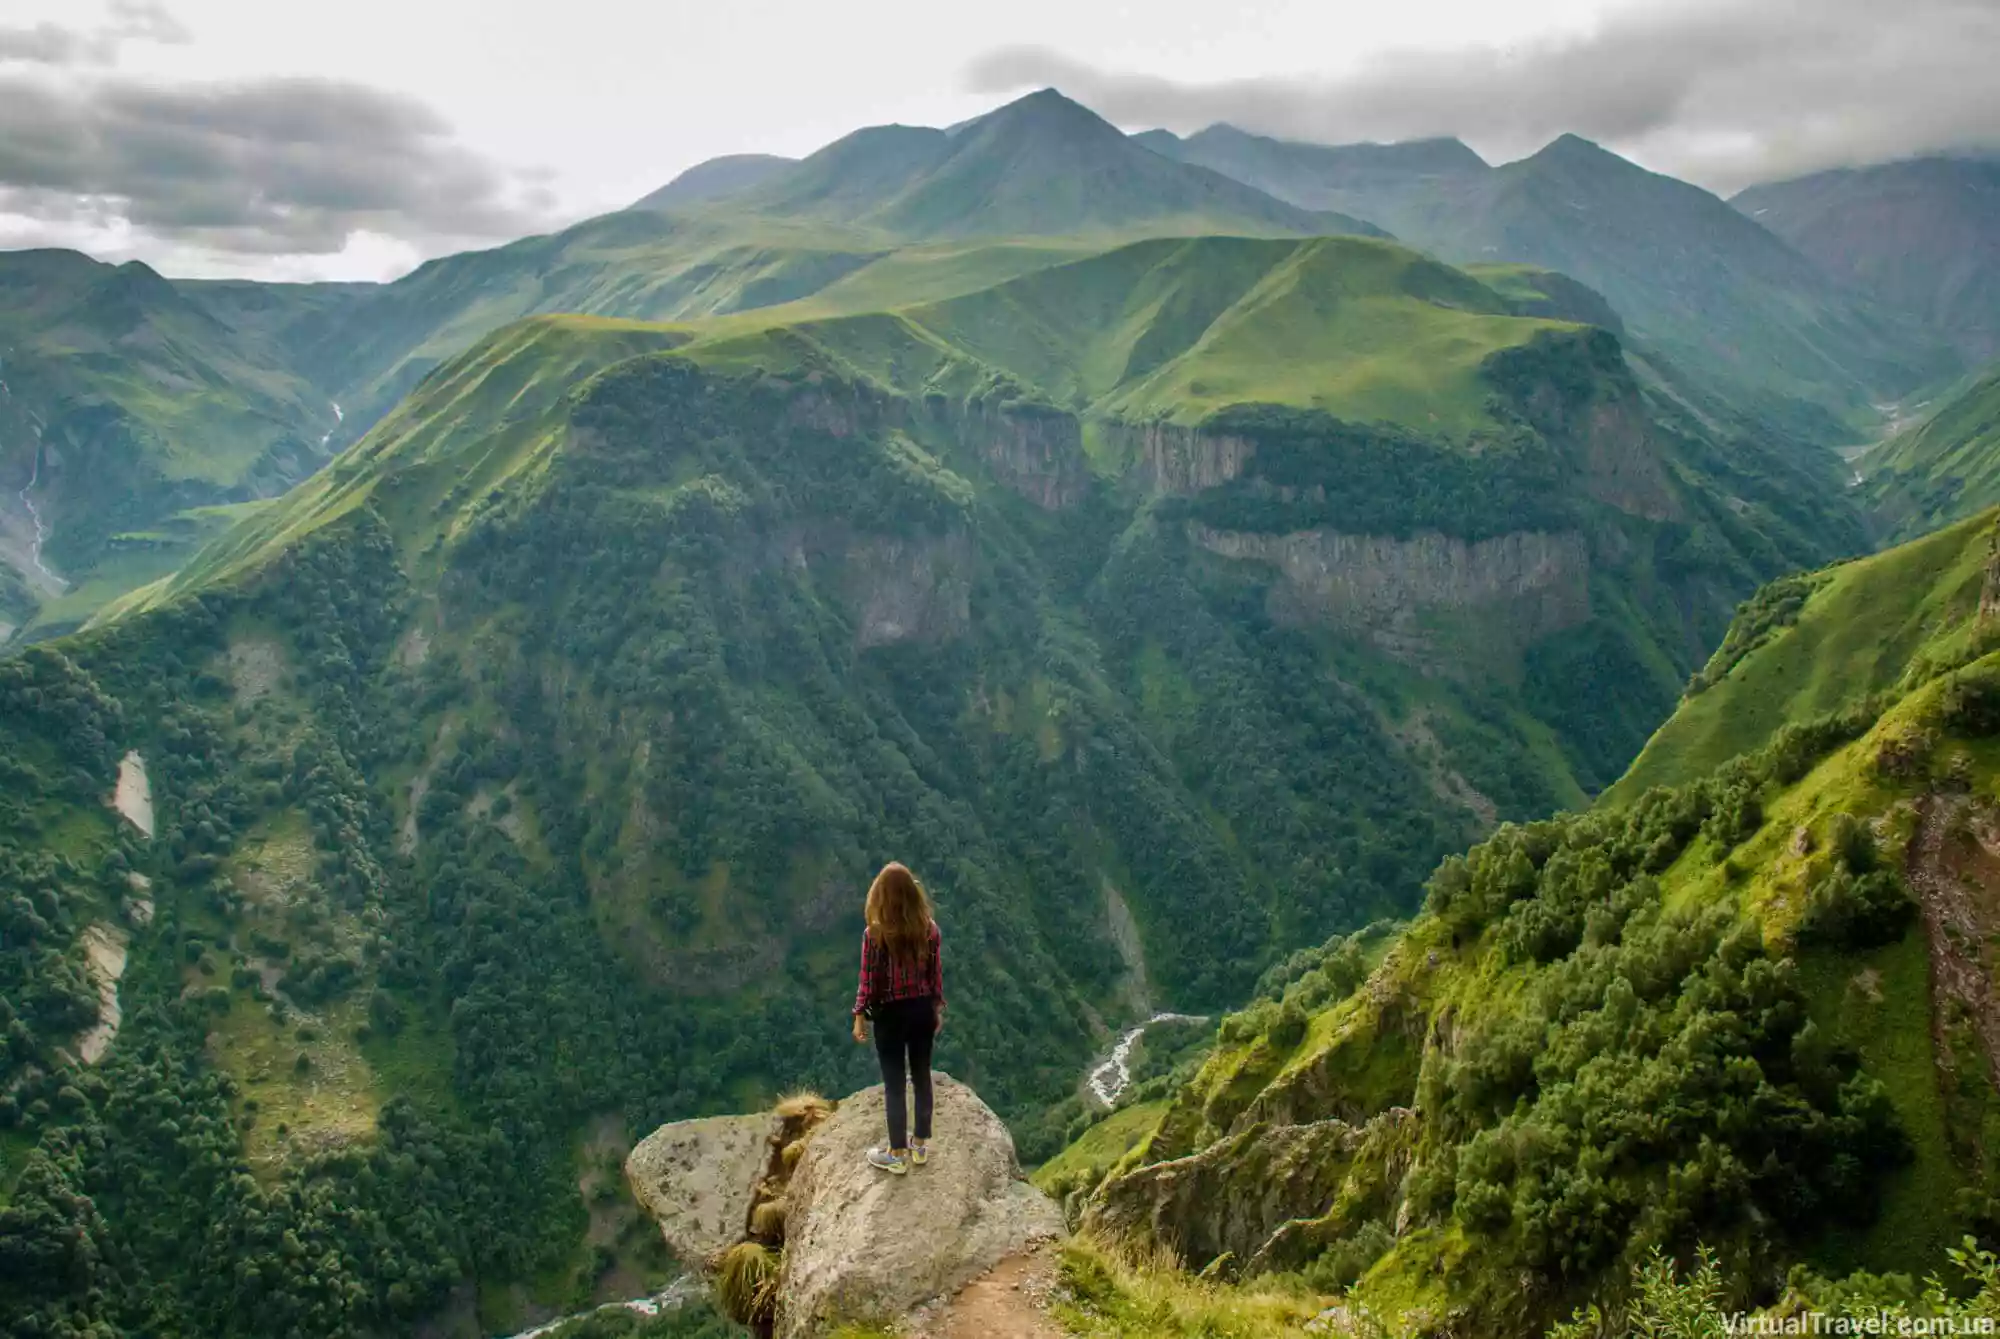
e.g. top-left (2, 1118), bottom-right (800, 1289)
top-left (629, 153), bottom-right (800, 211)
top-left (1138, 124), bottom-right (1488, 217)
top-left (9, 96), bottom-right (1946, 647)
top-left (1735, 156), bottom-right (2000, 363)
top-left (0, 227), bottom-right (1861, 1334)
top-left (0, 102), bottom-right (1377, 641)
top-left (722, 90), bottom-right (1386, 241)
top-left (1053, 505), bottom-right (2000, 1333)
top-left (0, 250), bottom-right (343, 642)
top-left (1856, 362), bottom-right (2000, 541)
top-left (1166, 127), bottom-right (1959, 444)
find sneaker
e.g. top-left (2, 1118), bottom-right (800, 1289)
top-left (866, 1146), bottom-right (909, 1175)
top-left (910, 1141), bottom-right (929, 1166)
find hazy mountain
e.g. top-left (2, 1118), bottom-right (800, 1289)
top-left (1161, 128), bottom-right (1959, 444)
top-left (1734, 155), bottom-right (2000, 362)
top-left (629, 152), bottom-right (800, 210)
top-left (1139, 123), bottom-right (1487, 218)
top-left (730, 89), bottom-right (1386, 240)
top-left (0, 250), bottom-right (343, 640)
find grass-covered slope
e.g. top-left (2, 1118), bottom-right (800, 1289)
top-left (1860, 363), bottom-right (2000, 540)
top-left (1060, 513), bottom-right (2000, 1335)
top-left (1173, 129), bottom-right (1958, 444)
top-left (686, 234), bottom-right (1576, 436)
top-left (1612, 507), bottom-right (1999, 797)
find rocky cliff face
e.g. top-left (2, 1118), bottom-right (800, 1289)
top-left (1189, 523), bottom-right (1591, 665)
top-left (1084, 1117), bottom-right (1367, 1271)
top-left (1491, 332), bottom-right (1681, 523)
top-left (1121, 419), bottom-right (1256, 495)
top-left (954, 400), bottom-right (1091, 510)
top-left (778, 526), bottom-right (972, 649)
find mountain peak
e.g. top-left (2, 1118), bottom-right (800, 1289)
top-left (1532, 133), bottom-right (1621, 165)
top-left (958, 86), bottom-right (1124, 143)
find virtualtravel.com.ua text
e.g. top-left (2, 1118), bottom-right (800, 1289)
top-left (1725, 1316), bottom-right (1997, 1336)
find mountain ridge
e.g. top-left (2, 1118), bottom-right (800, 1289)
top-left (1735, 154), bottom-right (2000, 363)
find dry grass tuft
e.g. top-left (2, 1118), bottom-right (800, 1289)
top-left (716, 1240), bottom-right (782, 1327)
top-left (750, 1197), bottom-right (788, 1240)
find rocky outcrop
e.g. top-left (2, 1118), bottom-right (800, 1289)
top-left (1189, 523), bottom-right (1590, 664)
top-left (776, 525), bottom-right (974, 650)
top-left (627, 1112), bottom-right (782, 1266)
top-left (841, 531), bottom-right (973, 649)
top-left (1085, 1118), bottom-right (1365, 1271)
top-left (958, 401), bottom-right (1090, 510)
top-left (1120, 420), bottom-right (1255, 495)
top-left (1570, 393), bottom-right (1680, 522)
top-left (777, 1074), bottom-right (1063, 1338)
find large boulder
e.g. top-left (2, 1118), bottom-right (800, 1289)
top-left (777, 1072), bottom-right (1063, 1338)
top-left (626, 1111), bottom-right (780, 1265)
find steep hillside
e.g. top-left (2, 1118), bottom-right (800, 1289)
top-left (1736, 156), bottom-right (2000, 363)
top-left (1859, 362), bottom-right (2000, 540)
top-left (1176, 130), bottom-right (1958, 444)
top-left (1058, 511), bottom-right (2000, 1333)
top-left (1610, 506), bottom-right (2000, 798)
top-left (0, 233), bottom-right (1862, 1333)
top-left (0, 250), bottom-right (342, 641)
top-left (727, 90), bottom-right (1385, 242)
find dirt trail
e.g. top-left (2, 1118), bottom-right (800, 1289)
top-left (907, 1243), bottom-right (1065, 1339)
top-left (1908, 795), bottom-right (2000, 1083)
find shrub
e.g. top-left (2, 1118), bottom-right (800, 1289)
top-left (715, 1241), bottom-right (780, 1327)
top-left (1269, 1001), bottom-right (1308, 1049)
top-left (1798, 868), bottom-right (1916, 949)
top-left (1940, 666), bottom-right (2000, 737)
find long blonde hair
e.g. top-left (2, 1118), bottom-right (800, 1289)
top-left (865, 862), bottom-right (934, 970)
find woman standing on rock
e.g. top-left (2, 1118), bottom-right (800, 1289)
top-left (851, 861), bottom-right (945, 1175)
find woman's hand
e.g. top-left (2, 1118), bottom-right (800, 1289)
top-left (852, 1015), bottom-right (867, 1043)
top-left (934, 1006), bottom-right (945, 1035)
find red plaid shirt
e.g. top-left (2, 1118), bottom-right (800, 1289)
top-left (853, 921), bottom-right (944, 1016)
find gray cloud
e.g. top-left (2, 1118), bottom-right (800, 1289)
top-left (0, 72), bottom-right (555, 257)
top-left (0, 1), bottom-right (189, 67)
top-left (966, 0), bottom-right (2000, 193)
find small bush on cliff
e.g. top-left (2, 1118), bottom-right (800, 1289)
top-left (1269, 1001), bottom-right (1308, 1049)
top-left (716, 1242), bottom-right (780, 1328)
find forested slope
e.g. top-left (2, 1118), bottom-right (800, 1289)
top-left (1054, 510), bottom-right (2000, 1333)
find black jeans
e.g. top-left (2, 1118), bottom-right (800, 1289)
top-left (870, 995), bottom-right (937, 1150)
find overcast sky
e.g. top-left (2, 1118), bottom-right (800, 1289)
top-left (2, 0), bottom-right (1995, 282)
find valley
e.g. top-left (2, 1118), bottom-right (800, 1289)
top-left (0, 79), bottom-right (1998, 1339)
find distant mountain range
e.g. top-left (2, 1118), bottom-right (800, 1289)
top-left (1735, 155), bottom-right (2000, 363)
top-left (1, 87), bottom-right (1991, 642)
